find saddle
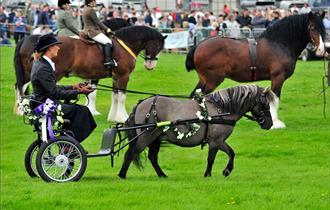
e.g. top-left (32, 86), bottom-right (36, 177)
top-left (79, 32), bottom-right (97, 45)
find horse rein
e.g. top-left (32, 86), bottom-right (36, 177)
top-left (96, 84), bottom-right (191, 99)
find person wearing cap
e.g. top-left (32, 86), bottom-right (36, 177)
top-left (82, 0), bottom-right (117, 70)
top-left (30, 33), bottom-right (97, 142)
top-left (57, 0), bottom-right (80, 37)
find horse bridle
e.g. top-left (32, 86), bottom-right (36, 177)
top-left (244, 94), bottom-right (270, 125)
top-left (139, 53), bottom-right (159, 61)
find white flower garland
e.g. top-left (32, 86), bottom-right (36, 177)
top-left (162, 89), bottom-right (209, 140)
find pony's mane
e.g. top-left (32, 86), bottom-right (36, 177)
top-left (209, 85), bottom-right (274, 113)
top-left (115, 25), bottom-right (163, 42)
top-left (259, 13), bottom-right (325, 56)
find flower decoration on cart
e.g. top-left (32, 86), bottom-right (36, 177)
top-left (19, 98), bottom-right (64, 142)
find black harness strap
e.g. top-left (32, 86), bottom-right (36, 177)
top-left (248, 38), bottom-right (257, 81)
top-left (201, 122), bottom-right (209, 149)
top-left (145, 95), bottom-right (159, 124)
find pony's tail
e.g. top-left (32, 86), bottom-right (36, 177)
top-left (185, 45), bottom-right (196, 72)
top-left (14, 37), bottom-right (26, 95)
top-left (124, 104), bottom-right (143, 170)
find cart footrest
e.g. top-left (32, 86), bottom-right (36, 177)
top-left (98, 128), bottom-right (116, 154)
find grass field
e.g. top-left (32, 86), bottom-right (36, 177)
top-left (1, 46), bottom-right (329, 210)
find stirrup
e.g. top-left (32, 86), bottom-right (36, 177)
top-left (104, 60), bottom-right (118, 69)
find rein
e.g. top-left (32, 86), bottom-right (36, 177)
top-left (96, 84), bottom-right (191, 99)
top-left (320, 56), bottom-right (329, 118)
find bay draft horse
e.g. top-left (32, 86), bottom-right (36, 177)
top-left (14, 18), bottom-right (130, 116)
top-left (14, 25), bottom-right (167, 123)
top-left (119, 85), bottom-right (275, 178)
top-left (185, 12), bottom-right (326, 129)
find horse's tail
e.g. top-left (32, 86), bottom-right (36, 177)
top-left (14, 37), bottom-right (26, 95)
top-left (185, 45), bottom-right (196, 72)
top-left (124, 103), bottom-right (143, 170)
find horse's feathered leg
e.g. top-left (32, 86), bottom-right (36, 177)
top-left (85, 80), bottom-right (101, 115)
top-left (219, 141), bottom-right (235, 177)
top-left (14, 82), bottom-right (30, 115)
top-left (148, 139), bottom-right (167, 177)
top-left (204, 144), bottom-right (219, 177)
top-left (270, 75), bottom-right (286, 129)
top-left (108, 76), bottom-right (129, 122)
top-left (108, 91), bottom-right (118, 121)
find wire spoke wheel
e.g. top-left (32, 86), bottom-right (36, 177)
top-left (24, 139), bottom-right (41, 178)
top-left (36, 136), bottom-right (87, 182)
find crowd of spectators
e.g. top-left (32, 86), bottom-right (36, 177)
top-left (0, 1), bottom-right (329, 45)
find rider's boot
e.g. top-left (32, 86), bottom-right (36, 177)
top-left (103, 43), bottom-right (118, 71)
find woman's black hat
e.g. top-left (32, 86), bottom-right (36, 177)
top-left (34, 33), bottom-right (62, 53)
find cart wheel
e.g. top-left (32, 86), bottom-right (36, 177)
top-left (24, 139), bottom-right (41, 178)
top-left (36, 136), bottom-right (87, 182)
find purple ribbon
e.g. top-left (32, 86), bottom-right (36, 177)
top-left (34, 98), bottom-right (56, 141)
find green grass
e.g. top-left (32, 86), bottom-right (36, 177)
top-left (1, 46), bottom-right (330, 210)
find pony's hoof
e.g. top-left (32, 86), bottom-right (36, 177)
top-left (222, 169), bottom-right (231, 177)
top-left (204, 172), bottom-right (211, 177)
top-left (118, 173), bottom-right (126, 179)
top-left (271, 120), bottom-right (286, 129)
top-left (158, 174), bottom-right (168, 178)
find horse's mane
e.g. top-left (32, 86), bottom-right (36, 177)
top-left (115, 25), bottom-right (163, 42)
top-left (103, 18), bottom-right (130, 31)
top-left (209, 85), bottom-right (274, 114)
top-left (259, 13), bottom-right (325, 56)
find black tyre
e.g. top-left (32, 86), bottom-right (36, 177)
top-left (24, 139), bottom-right (41, 178)
top-left (36, 136), bottom-right (87, 182)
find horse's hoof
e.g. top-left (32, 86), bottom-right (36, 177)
top-left (271, 120), bottom-right (286, 129)
top-left (91, 110), bottom-right (101, 116)
top-left (158, 174), bottom-right (168, 178)
top-left (222, 169), bottom-right (231, 177)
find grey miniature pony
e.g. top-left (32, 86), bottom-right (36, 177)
top-left (119, 85), bottom-right (275, 178)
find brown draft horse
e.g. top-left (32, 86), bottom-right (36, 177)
top-left (185, 12), bottom-right (325, 129)
top-left (14, 25), bottom-right (167, 122)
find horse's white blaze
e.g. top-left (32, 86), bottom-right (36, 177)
top-left (315, 35), bottom-right (325, 56)
top-left (144, 53), bottom-right (160, 70)
top-left (86, 88), bottom-right (101, 115)
top-left (269, 95), bottom-right (286, 129)
top-left (107, 92), bottom-right (128, 123)
top-left (144, 60), bottom-right (157, 70)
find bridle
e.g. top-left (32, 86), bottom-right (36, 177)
top-left (139, 53), bottom-right (159, 61)
top-left (249, 94), bottom-right (271, 126)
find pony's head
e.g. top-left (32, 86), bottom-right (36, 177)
top-left (143, 35), bottom-right (167, 70)
top-left (250, 87), bottom-right (274, 130)
top-left (307, 12), bottom-right (326, 56)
